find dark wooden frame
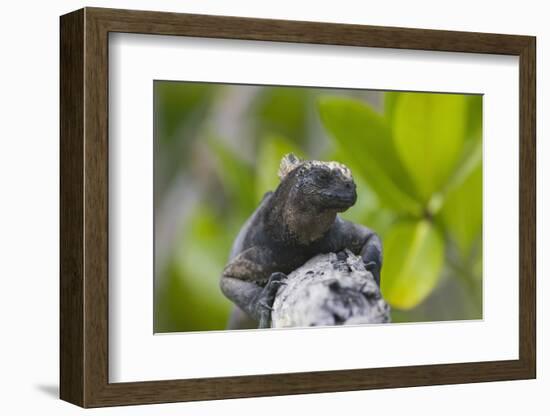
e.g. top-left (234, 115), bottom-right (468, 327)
top-left (60, 7), bottom-right (536, 408)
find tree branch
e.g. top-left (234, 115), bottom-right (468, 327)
top-left (269, 250), bottom-right (391, 328)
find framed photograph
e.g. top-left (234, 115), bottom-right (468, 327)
top-left (60, 7), bottom-right (536, 408)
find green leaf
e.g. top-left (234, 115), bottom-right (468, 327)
top-left (427, 94), bottom-right (482, 213)
top-left (255, 135), bottom-right (303, 201)
top-left (465, 94), bottom-right (483, 143)
top-left (318, 97), bottom-right (422, 216)
top-left (442, 137), bottom-right (481, 197)
top-left (381, 220), bottom-right (444, 309)
top-left (439, 162), bottom-right (482, 258)
top-left (393, 93), bottom-right (468, 202)
top-left (383, 91), bottom-right (400, 122)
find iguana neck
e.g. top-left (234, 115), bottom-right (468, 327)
top-left (264, 187), bottom-right (336, 245)
top-left (285, 204), bottom-right (337, 244)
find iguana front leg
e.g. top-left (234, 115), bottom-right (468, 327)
top-left (359, 232), bottom-right (383, 286)
top-left (328, 217), bottom-right (383, 286)
top-left (220, 246), bottom-right (287, 328)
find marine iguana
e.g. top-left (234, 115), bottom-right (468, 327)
top-left (220, 153), bottom-right (383, 329)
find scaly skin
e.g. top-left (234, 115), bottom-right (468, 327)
top-left (220, 154), bottom-right (383, 329)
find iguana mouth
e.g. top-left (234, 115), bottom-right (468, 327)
top-left (323, 191), bottom-right (357, 209)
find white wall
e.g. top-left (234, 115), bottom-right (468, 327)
top-left (0, 0), bottom-right (545, 414)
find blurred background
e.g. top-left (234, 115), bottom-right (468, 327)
top-left (153, 81), bottom-right (482, 333)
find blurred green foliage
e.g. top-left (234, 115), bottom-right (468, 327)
top-left (319, 93), bottom-right (482, 313)
top-left (154, 81), bottom-right (482, 332)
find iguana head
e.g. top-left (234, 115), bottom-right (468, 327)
top-left (278, 153), bottom-right (357, 212)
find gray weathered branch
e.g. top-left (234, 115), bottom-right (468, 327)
top-left (270, 250), bottom-right (391, 328)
